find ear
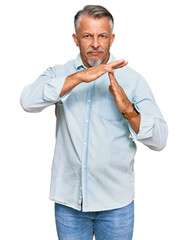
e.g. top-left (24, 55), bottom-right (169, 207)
top-left (110, 34), bottom-right (115, 47)
top-left (72, 33), bottom-right (79, 47)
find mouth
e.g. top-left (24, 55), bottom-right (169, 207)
top-left (88, 52), bottom-right (103, 56)
top-left (87, 49), bottom-right (104, 57)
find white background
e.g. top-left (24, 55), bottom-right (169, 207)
top-left (0, 0), bottom-right (188, 239)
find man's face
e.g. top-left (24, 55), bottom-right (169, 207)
top-left (73, 15), bottom-right (115, 68)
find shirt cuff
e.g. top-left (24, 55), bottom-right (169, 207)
top-left (128, 112), bottom-right (154, 140)
top-left (43, 76), bottom-right (71, 103)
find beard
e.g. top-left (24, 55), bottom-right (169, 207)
top-left (86, 48), bottom-right (105, 67)
top-left (86, 58), bottom-right (103, 67)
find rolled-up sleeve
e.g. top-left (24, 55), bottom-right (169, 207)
top-left (128, 75), bottom-right (168, 151)
top-left (20, 66), bottom-right (71, 113)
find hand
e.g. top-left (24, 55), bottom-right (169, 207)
top-left (59, 59), bottom-right (128, 98)
top-left (78, 59), bottom-right (128, 83)
top-left (108, 72), bottom-right (133, 114)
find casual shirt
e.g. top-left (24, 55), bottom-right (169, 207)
top-left (20, 53), bottom-right (168, 212)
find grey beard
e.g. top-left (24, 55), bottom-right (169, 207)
top-left (87, 58), bottom-right (103, 67)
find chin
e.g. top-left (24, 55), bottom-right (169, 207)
top-left (87, 58), bottom-right (103, 67)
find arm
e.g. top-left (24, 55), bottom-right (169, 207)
top-left (20, 66), bottom-right (67, 113)
top-left (20, 60), bottom-right (127, 113)
top-left (129, 75), bottom-right (168, 151)
top-left (108, 73), bottom-right (168, 151)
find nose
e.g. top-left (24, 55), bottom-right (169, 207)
top-left (91, 36), bottom-right (99, 49)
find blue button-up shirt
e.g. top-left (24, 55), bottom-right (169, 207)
top-left (20, 53), bottom-right (168, 212)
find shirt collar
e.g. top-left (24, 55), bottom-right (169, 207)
top-left (74, 54), bottom-right (86, 70)
top-left (74, 52), bottom-right (116, 70)
top-left (107, 53), bottom-right (116, 63)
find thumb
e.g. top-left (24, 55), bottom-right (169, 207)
top-left (109, 85), bottom-right (115, 96)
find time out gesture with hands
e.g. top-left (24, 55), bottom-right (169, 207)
top-left (79, 59), bottom-right (127, 83)
top-left (59, 59), bottom-right (140, 133)
top-left (59, 59), bottom-right (127, 97)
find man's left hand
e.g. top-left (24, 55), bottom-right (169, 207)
top-left (108, 72), bottom-right (132, 114)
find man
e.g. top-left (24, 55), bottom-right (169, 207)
top-left (20, 5), bottom-right (168, 240)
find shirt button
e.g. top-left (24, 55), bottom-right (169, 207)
top-left (80, 187), bottom-right (82, 190)
top-left (85, 120), bottom-right (88, 123)
top-left (88, 99), bottom-right (91, 102)
top-left (83, 142), bottom-right (87, 146)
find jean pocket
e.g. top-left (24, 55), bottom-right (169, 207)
top-left (98, 93), bottom-right (122, 121)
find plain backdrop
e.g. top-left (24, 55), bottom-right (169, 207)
top-left (0, 0), bottom-right (188, 239)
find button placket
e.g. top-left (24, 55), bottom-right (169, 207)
top-left (81, 82), bottom-right (95, 211)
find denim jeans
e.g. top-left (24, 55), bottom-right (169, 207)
top-left (55, 201), bottom-right (134, 240)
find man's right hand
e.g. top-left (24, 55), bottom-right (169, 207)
top-left (59, 59), bottom-right (128, 98)
top-left (77, 59), bottom-right (128, 83)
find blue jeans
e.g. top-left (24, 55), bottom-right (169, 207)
top-left (55, 201), bottom-right (134, 240)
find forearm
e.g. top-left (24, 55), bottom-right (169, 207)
top-left (59, 72), bottom-right (82, 98)
top-left (128, 113), bottom-right (141, 134)
top-left (127, 74), bottom-right (168, 151)
top-left (20, 77), bottom-right (55, 113)
top-left (21, 59), bottom-right (127, 113)
top-left (141, 118), bottom-right (168, 151)
top-left (20, 66), bottom-right (68, 113)
top-left (129, 113), bottom-right (168, 151)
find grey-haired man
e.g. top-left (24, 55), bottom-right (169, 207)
top-left (21, 5), bottom-right (168, 240)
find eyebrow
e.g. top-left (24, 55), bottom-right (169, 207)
top-left (81, 32), bottom-right (109, 35)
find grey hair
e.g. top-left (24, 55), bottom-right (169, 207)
top-left (74, 5), bottom-right (114, 34)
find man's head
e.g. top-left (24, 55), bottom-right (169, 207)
top-left (73, 5), bottom-right (115, 68)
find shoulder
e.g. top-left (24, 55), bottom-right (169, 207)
top-left (51, 58), bottom-right (76, 77)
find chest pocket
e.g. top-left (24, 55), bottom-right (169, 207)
top-left (98, 92), bottom-right (123, 121)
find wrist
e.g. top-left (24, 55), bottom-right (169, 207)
top-left (121, 102), bottom-right (133, 115)
top-left (59, 73), bottom-right (82, 98)
top-left (122, 103), bottom-right (140, 121)
top-left (72, 72), bottom-right (83, 84)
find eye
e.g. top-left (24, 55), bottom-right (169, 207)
top-left (84, 34), bottom-right (91, 38)
top-left (100, 34), bottom-right (107, 39)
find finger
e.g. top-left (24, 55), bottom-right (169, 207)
top-left (113, 61), bottom-right (128, 69)
top-left (108, 72), bottom-right (115, 83)
top-left (108, 73), bottom-right (114, 88)
top-left (108, 72), bottom-right (119, 87)
top-left (108, 59), bottom-right (125, 68)
top-left (104, 60), bottom-right (128, 74)
top-left (109, 73), bottom-right (124, 98)
top-left (105, 66), bottom-right (114, 74)
top-left (109, 59), bottom-right (128, 69)
top-left (108, 73), bottom-right (119, 93)
top-left (109, 85), bottom-right (115, 96)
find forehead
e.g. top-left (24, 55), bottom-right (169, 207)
top-left (78, 15), bottom-right (111, 33)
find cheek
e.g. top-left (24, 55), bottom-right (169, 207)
top-left (79, 40), bottom-right (91, 50)
top-left (101, 41), bottom-right (111, 51)
top-left (80, 44), bottom-right (89, 52)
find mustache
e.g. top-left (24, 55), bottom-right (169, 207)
top-left (86, 48), bottom-right (104, 54)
